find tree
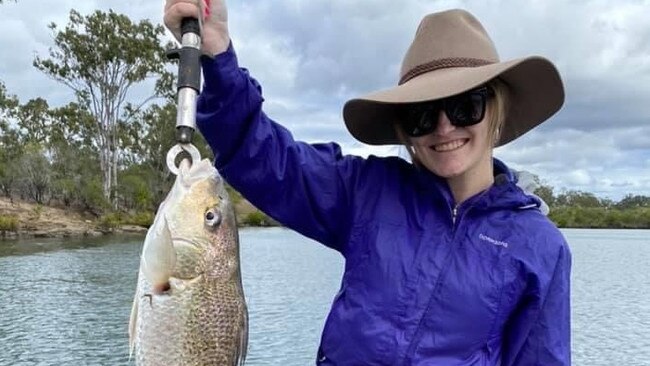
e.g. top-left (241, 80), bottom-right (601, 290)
top-left (34, 9), bottom-right (171, 208)
top-left (15, 98), bottom-right (51, 146)
top-left (42, 102), bottom-right (109, 209)
top-left (533, 184), bottom-right (555, 208)
top-left (616, 194), bottom-right (650, 209)
top-left (0, 82), bottom-right (20, 199)
top-left (0, 82), bottom-right (17, 124)
top-left (555, 190), bottom-right (602, 208)
top-left (15, 144), bottom-right (51, 204)
top-left (49, 102), bottom-right (97, 151)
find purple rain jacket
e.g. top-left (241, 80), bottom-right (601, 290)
top-left (196, 44), bottom-right (572, 366)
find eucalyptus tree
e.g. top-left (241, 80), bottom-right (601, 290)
top-left (34, 9), bottom-right (172, 207)
top-left (48, 103), bottom-right (106, 209)
top-left (15, 143), bottom-right (51, 204)
top-left (0, 82), bottom-right (17, 124)
top-left (15, 98), bottom-right (51, 146)
top-left (0, 82), bottom-right (20, 199)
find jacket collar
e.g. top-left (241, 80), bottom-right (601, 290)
top-left (414, 158), bottom-right (542, 213)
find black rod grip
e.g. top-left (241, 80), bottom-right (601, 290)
top-left (181, 17), bottom-right (200, 36)
top-left (177, 17), bottom-right (201, 91)
top-left (178, 48), bottom-right (201, 91)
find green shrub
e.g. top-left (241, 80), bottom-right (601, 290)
top-left (242, 211), bottom-right (269, 226)
top-left (31, 204), bottom-right (44, 220)
top-left (0, 215), bottom-right (18, 231)
top-left (119, 174), bottom-right (153, 211)
top-left (226, 184), bottom-right (243, 205)
top-left (81, 179), bottom-right (110, 213)
top-left (603, 209), bottom-right (624, 229)
top-left (52, 177), bottom-right (76, 206)
top-left (97, 212), bottom-right (124, 230)
top-left (126, 211), bottom-right (154, 228)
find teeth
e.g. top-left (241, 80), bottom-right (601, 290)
top-left (433, 139), bottom-right (467, 152)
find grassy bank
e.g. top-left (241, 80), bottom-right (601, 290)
top-left (0, 196), bottom-right (277, 240)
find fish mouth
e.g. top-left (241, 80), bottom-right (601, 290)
top-left (147, 275), bottom-right (204, 298)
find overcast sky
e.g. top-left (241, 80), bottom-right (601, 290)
top-left (1, 0), bottom-right (649, 200)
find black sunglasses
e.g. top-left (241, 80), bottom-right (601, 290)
top-left (401, 86), bottom-right (494, 137)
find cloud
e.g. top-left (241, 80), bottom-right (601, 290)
top-left (233, 0), bottom-right (411, 93)
top-left (495, 127), bottom-right (650, 199)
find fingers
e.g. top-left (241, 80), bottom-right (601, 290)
top-left (202, 0), bottom-right (212, 19)
top-left (164, 0), bottom-right (200, 12)
top-left (164, 0), bottom-right (229, 54)
top-left (164, 0), bottom-right (203, 35)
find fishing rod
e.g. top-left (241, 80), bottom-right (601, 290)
top-left (166, 17), bottom-right (202, 175)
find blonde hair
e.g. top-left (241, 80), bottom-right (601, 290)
top-left (395, 78), bottom-right (510, 166)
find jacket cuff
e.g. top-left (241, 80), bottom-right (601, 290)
top-left (200, 41), bottom-right (245, 99)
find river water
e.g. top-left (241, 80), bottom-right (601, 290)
top-left (0, 228), bottom-right (648, 365)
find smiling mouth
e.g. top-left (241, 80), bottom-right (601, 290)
top-left (431, 139), bottom-right (469, 152)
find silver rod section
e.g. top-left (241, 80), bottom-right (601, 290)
top-left (181, 32), bottom-right (201, 49)
top-left (176, 88), bottom-right (198, 129)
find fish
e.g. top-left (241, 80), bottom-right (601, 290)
top-left (129, 158), bottom-right (248, 366)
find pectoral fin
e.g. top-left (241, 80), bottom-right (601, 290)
top-left (128, 273), bottom-right (141, 360)
top-left (141, 216), bottom-right (176, 293)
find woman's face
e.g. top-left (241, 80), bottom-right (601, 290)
top-left (410, 105), bottom-right (493, 179)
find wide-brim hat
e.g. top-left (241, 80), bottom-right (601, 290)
top-left (343, 9), bottom-right (565, 147)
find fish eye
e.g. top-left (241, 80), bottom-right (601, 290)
top-left (205, 208), bottom-right (222, 227)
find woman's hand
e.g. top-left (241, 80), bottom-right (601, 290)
top-left (164, 0), bottom-right (230, 56)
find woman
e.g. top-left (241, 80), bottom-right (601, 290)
top-left (164, 2), bottom-right (571, 365)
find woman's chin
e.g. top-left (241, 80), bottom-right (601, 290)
top-left (427, 163), bottom-right (465, 178)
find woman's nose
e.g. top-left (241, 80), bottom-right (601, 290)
top-left (434, 110), bottom-right (455, 135)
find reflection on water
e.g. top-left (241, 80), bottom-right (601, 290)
top-left (0, 228), bottom-right (649, 365)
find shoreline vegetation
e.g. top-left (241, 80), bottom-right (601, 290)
top-left (536, 189), bottom-right (650, 230)
top-left (2, 190), bottom-right (650, 240)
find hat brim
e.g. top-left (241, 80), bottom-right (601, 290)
top-left (342, 56), bottom-right (564, 146)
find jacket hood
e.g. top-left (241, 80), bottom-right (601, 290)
top-left (472, 158), bottom-right (543, 213)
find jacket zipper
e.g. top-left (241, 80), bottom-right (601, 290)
top-left (451, 205), bottom-right (459, 225)
top-left (451, 187), bottom-right (491, 229)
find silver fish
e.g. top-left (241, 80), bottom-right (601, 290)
top-left (129, 159), bottom-right (248, 365)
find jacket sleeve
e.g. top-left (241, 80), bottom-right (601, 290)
top-left (195, 43), bottom-right (366, 252)
top-left (502, 239), bottom-right (572, 366)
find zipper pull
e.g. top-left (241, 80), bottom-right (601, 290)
top-left (452, 205), bottom-right (458, 224)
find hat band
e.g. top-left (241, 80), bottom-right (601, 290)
top-left (399, 57), bottom-right (494, 85)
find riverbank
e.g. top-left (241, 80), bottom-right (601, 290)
top-left (0, 198), bottom-right (142, 240)
top-left (0, 197), bottom-right (277, 240)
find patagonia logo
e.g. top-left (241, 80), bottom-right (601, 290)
top-left (479, 234), bottom-right (509, 248)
